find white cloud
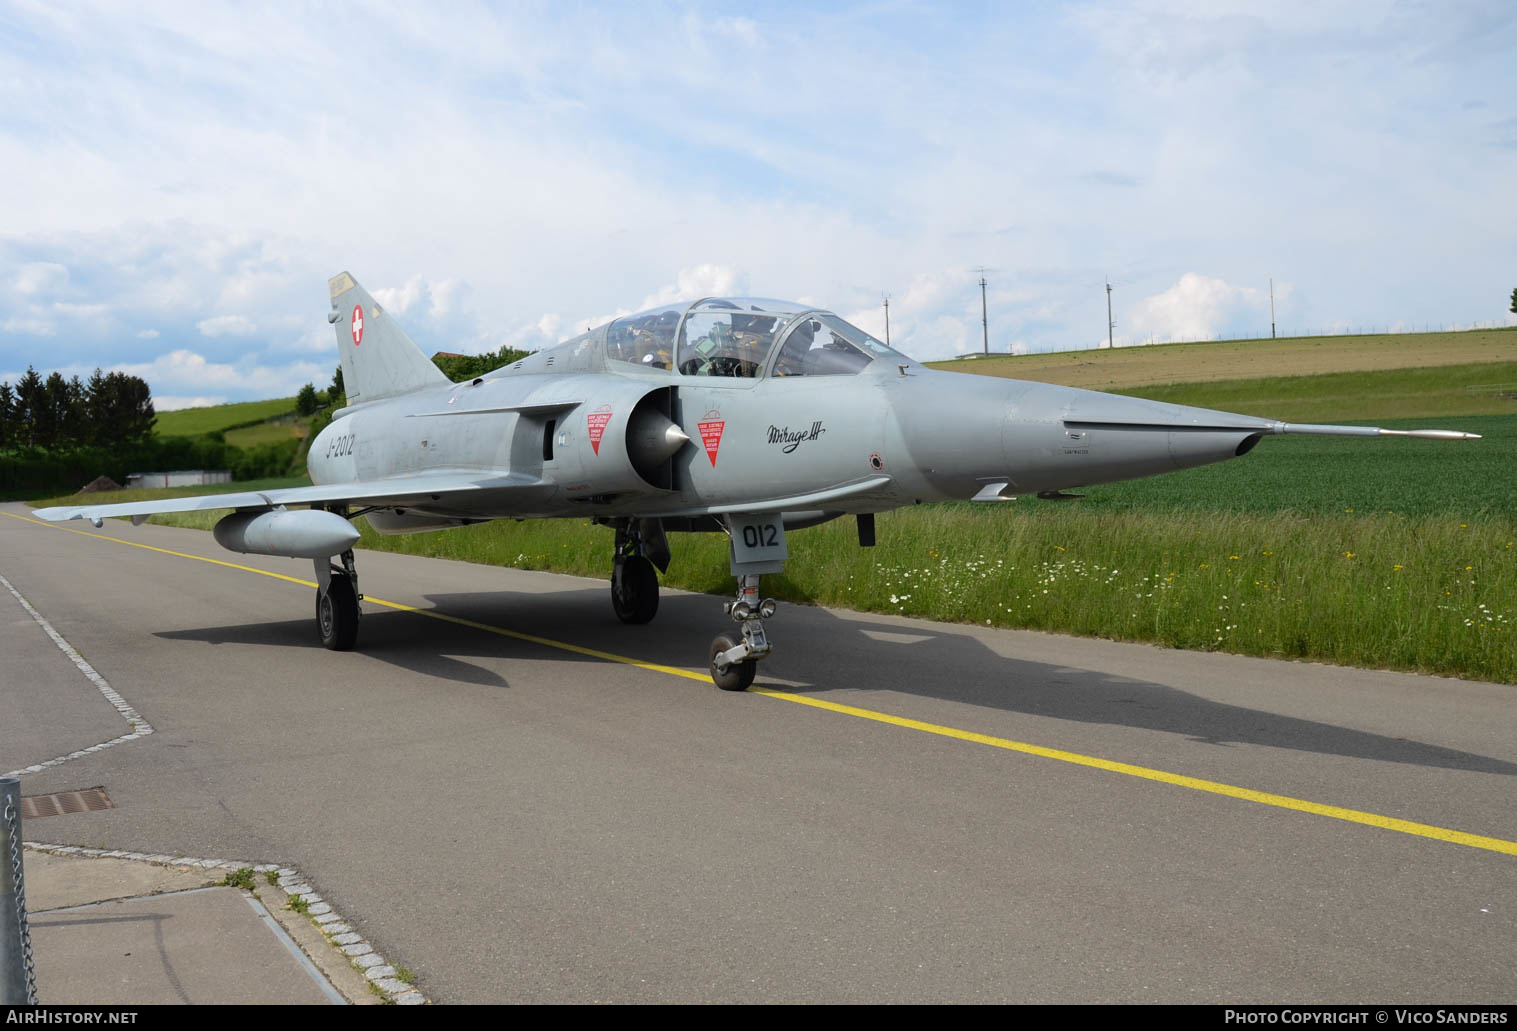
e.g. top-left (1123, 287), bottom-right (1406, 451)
top-left (3, 316), bottom-right (56, 336)
top-left (372, 277), bottom-right (428, 317)
top-left (113, 349), bottom-right (325, 401)
top-left (196, 314), bottom-right (257, 337)
top-left (1121, 273), bottom-right (1266, 345)
top-left (637, 265), bottom-right (748, 311)
top-left (428, 279), bottom-right (464, 318)
top-left (14, 262), bottom-right (69, 296)
top-left (137, 328), bottom-right (160, 339)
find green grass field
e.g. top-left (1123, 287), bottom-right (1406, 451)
top-left (155, 397), bottom-right (297, 437)
top-left (34, 347), bottom-right (1517, 684)
top-left (223, 418), bottom-right (309, 449)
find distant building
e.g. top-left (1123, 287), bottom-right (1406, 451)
top-left (431, 351), bottom-right (468, 360)
top-left (125, 470), bottom-right (233, 489)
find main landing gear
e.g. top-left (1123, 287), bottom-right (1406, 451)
top-left (314, 547), bottom-right (361, 650)
top-left (609, 519), bottom-right (667, 624)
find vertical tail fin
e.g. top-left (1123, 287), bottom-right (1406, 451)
top-left (327, 271), bottom-right (449, 405)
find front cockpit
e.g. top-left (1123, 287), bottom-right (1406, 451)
top-left (601, 297), bottom-right (908, 380)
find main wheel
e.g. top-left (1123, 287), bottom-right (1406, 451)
top-left (611, 555), bottom-right (659, 624)
top-left (317, 574), bottom-right (359, 651)
top-left (708, 634), bottom-right (756, 691)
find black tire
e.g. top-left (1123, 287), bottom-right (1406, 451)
top-left (709, 634), bottom-right (756, 691)
top-left (317, 574), bottom-right (359, 651)
top-left (611, 555), bottom-right (659, 624)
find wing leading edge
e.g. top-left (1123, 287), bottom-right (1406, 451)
top-left (32, 472), bottom-right (542, 525)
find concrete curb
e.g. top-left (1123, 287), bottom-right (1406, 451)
top-left (23, 842), bottom-right (427, 1005)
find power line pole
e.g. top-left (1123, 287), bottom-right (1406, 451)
top-left (1106, 280), bottom-right (1114, 349)
top-left (882, 294), bottom-right (890, 347)
top-left (976, 268), bottom-right (989, 355)
top-left (1269, 278), bottom-right (1276, 339)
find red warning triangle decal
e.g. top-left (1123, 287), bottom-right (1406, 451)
top-left (697, 411), bottom-right (725, 467)
top-left (587, 406), bottom-right (613, 455)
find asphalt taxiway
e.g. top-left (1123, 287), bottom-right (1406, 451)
top-left (2, 503), bottom-right (1512, 1003)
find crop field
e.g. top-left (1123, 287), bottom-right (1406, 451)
top-left (155, 397), bottom-right (297, 437)
top-left (33, 340), bottom-right (1517, 684)
top-left (928, 327), bottom-right (1517, 391)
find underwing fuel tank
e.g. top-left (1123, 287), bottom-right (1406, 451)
top-left (213, 508), bottom-right (360, 559)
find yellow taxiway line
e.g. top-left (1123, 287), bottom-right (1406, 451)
top-left (8, 510), bottom-right (1516, 858)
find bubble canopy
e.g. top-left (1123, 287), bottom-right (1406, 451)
top-left (602, 297), bottom-right (905, 379)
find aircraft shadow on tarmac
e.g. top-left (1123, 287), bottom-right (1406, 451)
top-left (156, 584), bottom-right (1517, 777)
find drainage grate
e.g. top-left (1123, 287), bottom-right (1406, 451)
top-left (20, 787), bottom-right (115, 819)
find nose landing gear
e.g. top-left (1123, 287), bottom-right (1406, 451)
top-left (708, 573), bottom-right (779, 691)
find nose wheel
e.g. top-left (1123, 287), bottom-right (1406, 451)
top-left (709, 634), bottom-right (756, 691)
top-left (708, 573), bottom-right (777, 691)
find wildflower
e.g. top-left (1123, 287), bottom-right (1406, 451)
top-left (1344, 552), bottom-right (1355, 559)
top-left (1393, 565), bottom-right (1403, 571)
top-left (1229, 555), bottom-right (1239, 560)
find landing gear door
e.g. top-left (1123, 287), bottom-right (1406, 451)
top-left (728, 513), bottom-right (787, 575)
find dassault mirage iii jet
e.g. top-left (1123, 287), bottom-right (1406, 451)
top-left (37, 272), bottom-right (1480, 689)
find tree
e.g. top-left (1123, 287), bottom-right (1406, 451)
top-left (95, 371), bottom-right (156, 444)
top-left (36, 371), bottom-right (70, 449)
top-left (0, 381), bottom-right (13, 449)
top-left (1510, 286), bottom-right (1516, 315)
top-left (296, 382), bottom-right (320, 416)
top-left (13, 367), bottom-right (41, 447)
top-left (432, 345), bottom-right (532, 383)
top-left (84, 368), bottom-right (109, 447)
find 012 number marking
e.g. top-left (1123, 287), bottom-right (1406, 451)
top-left (741, 523), bottom-right (779, 549)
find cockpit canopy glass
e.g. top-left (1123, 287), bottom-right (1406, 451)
top-left (678, 298), bottom-right (806, 378)
top-left (603, 297), bottom-right (903, 378)
top-left (771, 313), bottom-right (894, 377)
top-left (606, 304), bottom-right (684, 370)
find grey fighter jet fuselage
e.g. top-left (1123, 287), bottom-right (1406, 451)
top-left (38, 272), bottom-right (1479, 689)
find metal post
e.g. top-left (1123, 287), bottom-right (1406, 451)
top-left (882, 294), bottom-right (890, 347)
top-left (977, 269), bottom-right (989, 355)
top-left (2, 778), bottom-right (38, 1004)
top-left (1270, 278), bottom-right (1276, 339)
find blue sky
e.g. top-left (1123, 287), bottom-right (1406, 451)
top-left (2, 1), bottom-right (1514, 408)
